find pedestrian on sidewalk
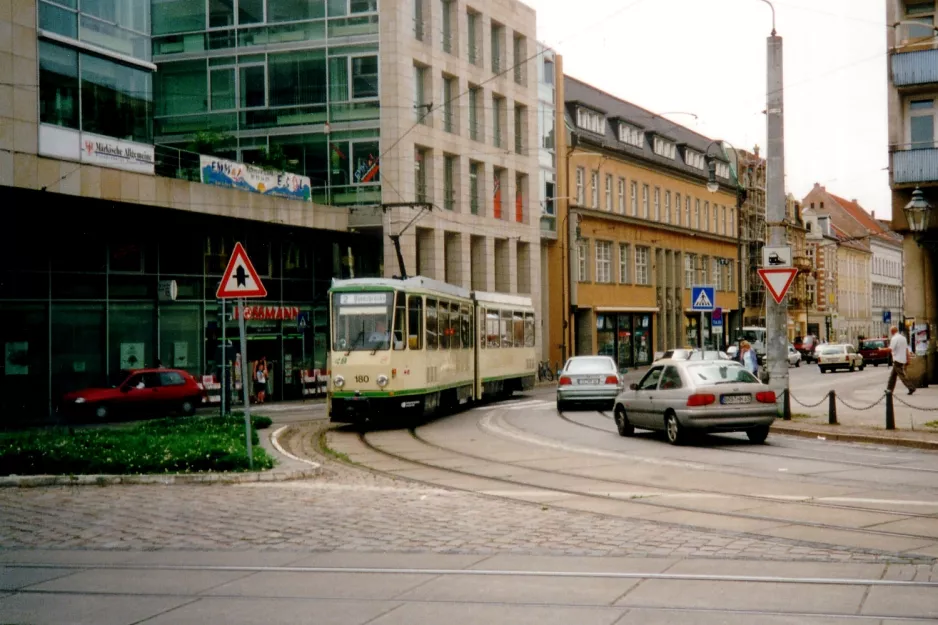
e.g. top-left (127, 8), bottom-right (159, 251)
top-left (887, 326), bottom-right (915, 396)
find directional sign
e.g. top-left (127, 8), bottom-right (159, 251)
top-left (762, 245), bottom-right (792, 268)
top-left (216, 242), bottom-right (268, 299)
top-left (757, 267), bottom-right (798, 305)
top-left (712, 307), bottom-right (723, 328)
top-left (691, 285), bottom-right (715, 311)
top-left (297, 311), bottom-right (310, 331)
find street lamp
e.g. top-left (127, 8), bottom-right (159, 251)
top-left (903, 187), bottom-right (935, 386)
top-left (704, 140), bottom-right (747, 356)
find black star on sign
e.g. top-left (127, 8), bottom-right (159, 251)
top-left (234, 265), bottom-right (249, 287)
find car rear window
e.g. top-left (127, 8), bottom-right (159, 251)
top-left (861, 340), bottom-right (884, 349)
top-left (566, 357), bottom-right (615, 374)
top-left (819, 346), bottom-right (844, 355)
top-left (687, 363), bottom-right (757, 384)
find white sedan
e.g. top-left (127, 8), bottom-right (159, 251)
top-left (788, 344), bottom-right (801, 367)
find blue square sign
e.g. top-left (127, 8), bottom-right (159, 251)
top-left (691, 285), bottom-right (716, 312)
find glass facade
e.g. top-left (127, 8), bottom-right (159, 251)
top-left (37, 1), bottom-right (154, 143)
top-left (152, 0), bottom-right (380, 207)
top-left (537, 44), bottom-right (556, 233)
top-left (0, 190), bottom-right (379, 423)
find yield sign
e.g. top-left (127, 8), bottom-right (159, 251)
top-left (758, 267), bottom-right (798, 305)
top-left (216, 242), bottom-right (267, 299)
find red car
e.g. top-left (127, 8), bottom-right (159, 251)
top-left (61, 369), bottom-right (205, 420)
top-left (858, 338), bottom-right (892, 367)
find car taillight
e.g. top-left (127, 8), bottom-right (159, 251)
top-left (756, 391), bottom-right (776, 403)
top-left (558, 376), bottom-right (572, 386)
top-left (686, 393), bottom-right (715, 407)
top-left (605, 375), bottom-right (619, 385)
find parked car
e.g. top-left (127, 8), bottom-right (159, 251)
top-left (556, 356), bottom-right (622, 411)
top-left (61, 368), bottom-right (205, 420)
top-left (858, 337), bottom-right (892, 367)
top-left (787, 344), bottom-right (802, 367)
top-left (612, 358), bottom-right (777, 445)
top-left (816, 344), bottom-right (865, 373)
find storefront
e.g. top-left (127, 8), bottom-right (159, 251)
top-left (595, 312), bottom-right (654, 371)
top-left (684, 311), bottom-right (731, 350)
top-left (0, 188), bottom-right (378, 423)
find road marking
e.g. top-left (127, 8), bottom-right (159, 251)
top-left (270, 426), bottom-right (321, 468)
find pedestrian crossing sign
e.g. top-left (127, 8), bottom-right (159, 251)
top-left (691, 285), bottom-right (715, 311)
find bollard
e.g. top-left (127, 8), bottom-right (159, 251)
top-left (885, 390), bottom-right (895, 430)
top-left (828, 390), bottom-right (837, 425)
top-left (782, 388), bottom-right (791, 421)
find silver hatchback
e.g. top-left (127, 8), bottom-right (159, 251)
top-left (556, 356), bottom-right (622, 411)
top-left (612, 359), bottom-right (777, 445)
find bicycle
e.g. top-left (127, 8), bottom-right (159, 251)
top-left (537, 360), bottom-right (554, 382)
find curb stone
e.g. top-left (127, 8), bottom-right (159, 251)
top-left (770, 423), bottom-right (938, 451)
top-left (0, 468), bottom-right (321, 488)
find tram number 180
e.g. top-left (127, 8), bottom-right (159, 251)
top-left (355, 375), bottom-right (370, 383)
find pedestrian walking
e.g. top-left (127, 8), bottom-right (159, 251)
top-left (887, 325), bottom-right (916, 395)
top-left (737, 340), bottom-right (759, 377)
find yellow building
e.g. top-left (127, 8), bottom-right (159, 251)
top-left (785, 193), bottom-right (811, 339)
top-left (546, 77), bottom-right (741, 369)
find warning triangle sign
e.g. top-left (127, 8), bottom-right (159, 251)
top-left (758, 267), bottom-right (798, 305)
top-left (693, 290), bottom-right (713, 309)
top-left (216, 242), bottom-right (268, 299)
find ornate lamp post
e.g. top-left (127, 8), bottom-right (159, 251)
top-left (902, 187), bottom-right (935, 385)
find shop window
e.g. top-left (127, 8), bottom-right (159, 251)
top-left (109, 302), bottom-right (155, 378)
top-left (109, 243), bottom-right (145, 273)
top-left (0, 304), bottom-right (50, 419)
top-left (425, 298), bottom-right (438, 349)
top-left (51, 303), bottom-right (106, 397)
top-left (52, 273), bottom-right (106, 299)
top-left (0, 271), bottom-right (49, 300)
top-left (160, 304), bottom-right (201, 374)
top-left (407, 295), bottom-right (423, 350)
top-left (108, 274), bottom-right (156, 299)
top-left (523, 312), bottom-right (535, 347)
top-left (160, 236), bottom-right (204, 276)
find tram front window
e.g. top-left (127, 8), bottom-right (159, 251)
top-left (333, 291), bottom-right (395, 352)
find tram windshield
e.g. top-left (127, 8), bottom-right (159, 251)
top-left (332, 291), bottom-right (394, 352)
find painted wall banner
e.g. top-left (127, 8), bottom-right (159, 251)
top-left (200, 156), bottom-right (312, 202)
top-left (39, 124), bottom-right (155, 174)
top-left (233, 305), bottom-right (301, 321)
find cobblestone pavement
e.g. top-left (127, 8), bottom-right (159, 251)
top-left (0, 425), bottom-right (929, 564)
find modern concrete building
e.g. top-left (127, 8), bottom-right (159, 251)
top-left (548, 76), bottom-right (740, 369)
top-left (151, 0), bottom-right (543, 349)
top-left (886, 0), bottom-right (937, 384)
top-left (1, 0), bottom-right (367, 421)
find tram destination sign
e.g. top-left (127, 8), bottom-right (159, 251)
top-left (339, 293), bottom-right (390, 305)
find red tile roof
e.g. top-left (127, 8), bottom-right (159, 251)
top-left (828, 194), bottom-right (897, 244)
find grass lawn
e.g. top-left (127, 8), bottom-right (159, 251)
top-left (0, 415), bottom-right (274, 476)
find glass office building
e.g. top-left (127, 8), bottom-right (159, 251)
top-left (0, 188), bottom-right (375, 423)
top-left (151, 0), bottom-right (381, 207)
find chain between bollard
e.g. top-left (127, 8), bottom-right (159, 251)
top-left (835, 394), bottom-right (887, 412)
top-left (788, 392), bottom-right (829, 409)
top-left (892, 394), bottom-right (938, 411)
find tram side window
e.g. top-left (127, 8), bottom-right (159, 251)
top-left (460, 305), bottom-right (471, 348)
top-left (487, 309), bottom-right (501, 348)
top-left (524, 312), bottom-right (535, 347)
top-left (438, 302), bottom-right (449, 349)
top-left (407, 295), bottom-right (423, 350)
top-left (479, 308), bottom-right (486, 349)
top-left (513, 312), bottom-right (524, 348)
top-left (500, 311), bottom-right (512, 348)
top-left (393, 292), bottom-right (406, 350)
top-left (426, 298), bottom-right (439, 349)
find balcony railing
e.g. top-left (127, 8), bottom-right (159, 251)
top-left (892, 47), bottom-right (938, 86)
top-left (890, 142), bottom-right (938, 185)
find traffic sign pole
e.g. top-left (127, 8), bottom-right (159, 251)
top-left (239, 297), bottom-right (253, 470)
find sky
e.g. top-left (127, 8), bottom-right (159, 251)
top-left (526, 0), bottom-right (892, 218)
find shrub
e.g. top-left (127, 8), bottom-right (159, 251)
top-left (0, 417), bottom-right (273, 476)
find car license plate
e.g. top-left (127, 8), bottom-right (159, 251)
top-left (577, 378), bottom-right (601, 385)
top-left (721, 394), bottom-right (751, 405)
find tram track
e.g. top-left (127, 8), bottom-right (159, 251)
top-left (348, 416), bottom-right (938, 550)
top-left (548, 410), bottom-right (938, 521)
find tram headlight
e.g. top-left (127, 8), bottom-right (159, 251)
top-left (334, 375), bottom-right (345, 388)
top-left (376, 374), bottom-right (389, 388)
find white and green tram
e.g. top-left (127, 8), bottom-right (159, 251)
top-left (328, 276), bottom-right (536, 423)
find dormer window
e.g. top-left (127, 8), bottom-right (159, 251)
top-left (576, 107), bottom-right (605, 134)
top-left (618, 122), bottom-right (643, 147)
top-left (653, 136), bottom-right (676, 159)
top-left (714, 162), bottom-right (730, 179)
top-left (685, 149), bottom-right (706, 170)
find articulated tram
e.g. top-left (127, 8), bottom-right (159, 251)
top-left (328, 276), bottom-right (537, 423)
